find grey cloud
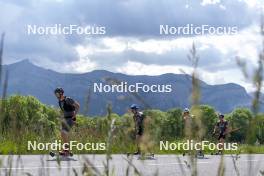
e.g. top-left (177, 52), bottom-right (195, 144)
top-left (0, 0), bottom-right (259, 70)
top-left (1, 0), bottom-right (257, 38)
top-left (63, 0), bottom-right (256, 38)
top-left (85, 42), bottom-right (236, 72)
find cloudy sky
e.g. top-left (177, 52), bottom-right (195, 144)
top-left (0, 0), bottom-right (264, 92)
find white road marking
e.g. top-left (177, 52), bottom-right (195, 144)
top-left (239, 159), bottom-right (264, 162)
top-left (0, 165), bottom-right (104, 170)
top-left (0, 155), bottom-right (263, 171)
top-left (147, 161), bottom-right (210, 166)
top-left (146, 158), bottom-right (264, 166)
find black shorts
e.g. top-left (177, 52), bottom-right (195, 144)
top-left (61, 117), bottom-right (74, 132)
top-left (136, 127), bottom-right (143, 136)
top-left (218, 133), bottom-right (226, 140)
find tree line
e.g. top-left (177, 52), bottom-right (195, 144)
top-left (0, 95), bottom-right (263, 153)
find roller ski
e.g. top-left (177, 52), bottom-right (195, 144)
top-left (50, 150), bottom-right (73, 158)
top-left (137, 153), bottom-right (155, 160)
top-left (211, 151), bottom-right (223, 155)
top-left (126, 151), bottom-right (155, 160)
top-left (195, 150), bottom-right (205, 158)
top-left (126, 151), bottom-right (141, 157)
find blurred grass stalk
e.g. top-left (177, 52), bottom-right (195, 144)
top-left (187, 42), bottom-right (209, 176)
top-left (236, 15), bottom-right (264, 176)
top-left (0, 33), bottom-right (15, 176)
top-left (0, 33), bottom-right (4, 84)
top-left (246, 15), bottom-right (264, 176)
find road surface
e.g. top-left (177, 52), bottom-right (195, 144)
top-left (0, 154), bottom-right (263, 176)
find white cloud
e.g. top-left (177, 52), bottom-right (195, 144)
top-left (116, 61), bottom-right (192, 76)
top-left (64, 57), bottom-right (97, 73)
top-left (243, 0), bottom-right (264, 9)
top-left (102, 38), bottom-right (128, 53)
top-left (129, 38), bottom-right (193, 54)
top-left (201, 0), bottom-right (221, 6)
top-left (115, 61), bottom-right (256, 92)
top-left (74, 23), bottom-right (261, 69)
top-left (67, 22), bottom-right (263, 92)
top-left (1, 0), bottom-right (263, 92)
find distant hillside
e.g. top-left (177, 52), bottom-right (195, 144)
top-left (0, 59), bottom-right (253, 116)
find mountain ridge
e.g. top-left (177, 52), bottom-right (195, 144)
top-left (1, 59), bottom-right (253, 116)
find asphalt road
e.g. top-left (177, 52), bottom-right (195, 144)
top-left (0, 154), bottom-right (263, 176)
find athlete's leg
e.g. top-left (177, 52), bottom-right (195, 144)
top-left (135, 134), bottom-right (142, 154)
top-left (217, 136), bottom-right (225, 154)
top-left (60, 118), bottom-right (73, 154)
top-left (61, 130), bottom-right (69, 145)
top-left (135, 127), bottom-right (143, 154)
top-left (220, 138), bottom-right (224, 149)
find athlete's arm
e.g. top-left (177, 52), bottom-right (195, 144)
top-left (66, 97), bottom-right (80, 121)
top-left (223, 121), bottom-right (229, 135)
top-left (213, 123), bottom-right (218, 134)
top-left (213, 126), bottom-right (216, 134)
top-left (73, 101), bottom-right (80, 115)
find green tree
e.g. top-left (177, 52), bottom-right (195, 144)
top-left (165, 108), bottom-right (183, 139)
top-left (198, 105), bottom-right (218, 139)
top-left (226, 108), bottom-right (253, 143)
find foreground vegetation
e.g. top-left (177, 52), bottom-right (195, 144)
top-left (0, 95), bottom-right (263, 154)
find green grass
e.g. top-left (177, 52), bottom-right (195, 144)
top-left (0, 138), bottom-right (263, 155)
